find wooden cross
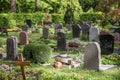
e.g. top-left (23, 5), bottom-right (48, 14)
top-left (13, 54), bottom-right (30, 80)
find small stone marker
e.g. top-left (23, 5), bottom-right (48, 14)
top-left (89, 27), bottom-right (99, 42)
top-left (13, 54), bottom-right (30, 80)
top-left (20, 31), bottom-right (29, 45)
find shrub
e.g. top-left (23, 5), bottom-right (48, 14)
top-left (51, 13), bottom-right (64, 23)
top-left (23, 43), bottom-right (52, 63)
top-left (79, 13), bottom-right (101, 22)
top-left (0, 38), bottom-right (6, 47)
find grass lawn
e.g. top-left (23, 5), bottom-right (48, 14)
top-left (0, 27), bottom-right (120, 80)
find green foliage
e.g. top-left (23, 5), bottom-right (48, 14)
top-left (0, 0), bottom-right (11, 13)
top-left (23, 43), bottom-right (52, 63)
top-left (64, 5), bottom-right (74, 24)
top-left (0, 38), bottom-right (6, 47)
top-left (51, 13), bottom-right (64, 23)
top-left (0, 13), bottom-right (45, 28)
top-left (102, 54), bottom-right (120, 65)
top-left (79, 12), bottom-right (101, 22)
top-left (79, 0), bottom-right (98, 12)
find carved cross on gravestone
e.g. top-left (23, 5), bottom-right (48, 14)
top-left (13, 54), bottom-right (30, 80)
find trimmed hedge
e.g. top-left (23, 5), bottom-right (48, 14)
top-left (79, 13), bottom-right (102, 22)
top-left (23, 43), bottom-right (52, 63)
top-left (0, 12), bottom-right (102, 28)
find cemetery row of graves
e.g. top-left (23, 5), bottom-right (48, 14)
top-left (0, 19), bottom-right (120, 80)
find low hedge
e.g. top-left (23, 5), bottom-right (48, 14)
top-left (23, 43), bottom-right (52, 63)
top-left (0, 12), bottom-right (102, 29)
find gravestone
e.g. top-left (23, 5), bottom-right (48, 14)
top-left (83, 42), bottom-right (101, 70)
top-left (66, 24), bottom-right (72, 31)
top-left (81, 21), bottom-right (91, 35)
top-left (22, 25), bottom-right (29, 32)
top-left (54, 24), bottom-right (63, 30)
top-left (57, 31), bottom-right (66, 51)
top-left (7, 36), bottom-right (18, 60)
top-left (83, 42), bottom-right (116, 70)
top-left (99, 34), bottom-right (114, 55)
top-left (89, 27), bottom-right (100, 42)
top-left (54, 24), bottom-right (63, 35)
top-left (42, 27), bottom-right (49, 39)
top-left (0, 53), bottom-right (3, 59)
top-left (80, 21), bottom-right (91, 40)
top-left (72, 24), bottom-right (81, 38)
top-left (20, 31), bottom-right (29, 45)
top-left (114, 28), bottom-right (120, 44)
top-left (25, 19), bottom-right (32, 28)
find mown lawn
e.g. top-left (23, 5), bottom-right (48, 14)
top-left (0, 28), bottom-right (120, 80)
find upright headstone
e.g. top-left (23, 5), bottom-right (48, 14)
top-left (20, 31), bottom-right (29, 45)
top-left (66, 24), bottom-right (72, 31)
top-left (54, 24), bottom-right (63, 30)
top-left (81, 22), bottom-right (91, 35)
top-left (25, 19), bottom-right (32, 28)
top-left (54, 24), bottom-right (63, 35)
top-left (80, 21), bottom-right (91, 40)
top-left (72, 24), bottom-right (81, 38)
top-left (57, 31), bottom-right (66, 51)
top-left (114, 28), bottom-right (120, 44)
top-left (83, 42), bottom-right (101, 70)
top-left (7, 36), bottom-right (18, 60)
top-left (89, 27), bottom-right (100, 42)
top-left (99, 34), bottom-right (114, 55)
top-left (22, 25), bottom-right (29, 32)
top-left (42, 27), bottom-right (49, 39)
top-left (83, 42), bottom-right (116, 70)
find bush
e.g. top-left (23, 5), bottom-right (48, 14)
top-left (51, 13), bottom-right (64, 23)
top-left (102, 54), bottom-right (120, 65)
top-left (79, 13), bottom-right (101, 22)
top-left (23, 43), bottom-right (52, 63)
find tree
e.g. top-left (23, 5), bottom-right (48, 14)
top-left (35, 0), bottom-right (40, 11)
top-left (0, 0), bottom-right (11, 13)
top-left (11, 0), bottom-right (16, 12)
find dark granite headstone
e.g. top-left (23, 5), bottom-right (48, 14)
top-left (54, 24), bottom-right (63, 30)
top-left (0, 54), bottom-right (3, 59)
top-left (72, 24), bottom-right (81, 38)
top-left (80, 21), bottom-right (91, 40)
top-left (22, 25), bottom-right (29, 31)
top-left (20, 31), bottom-right (29, 45)
top-left (54, 24), bottom-right (63, 35)
top-left (57, 31), bottom-right (66, 51)
top-left (42, 27), bottom-right (49, 39)
top-left (7, 36), bottom-right (18, 60)
top-left (25, 19), bottom-right (32, 28)
top-left (99, 34), bottom-right (114, 55)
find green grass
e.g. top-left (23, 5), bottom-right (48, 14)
top-left (0, 27), bottom-right (120, 80)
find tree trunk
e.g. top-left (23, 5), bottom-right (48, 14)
top-left (11, 0), bottom-right (16, 12)
top-left (35, 0), bottom-right (40, 11)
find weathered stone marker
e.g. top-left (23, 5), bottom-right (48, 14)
top-left (13, 54), bottom-right (30, 80)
